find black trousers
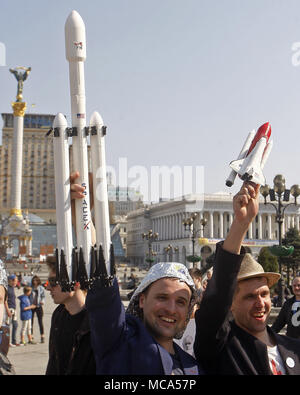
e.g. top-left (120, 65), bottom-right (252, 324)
top-left (31, 306), bottom-right (44, 336)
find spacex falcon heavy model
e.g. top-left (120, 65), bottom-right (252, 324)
top-left (49, 10), bottom-right (114, 291)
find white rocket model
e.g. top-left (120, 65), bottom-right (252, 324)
top-left (52, 113), bottom-right (74, 287)
top-left (89, 111), bottom-right (111, 274)
top-left (50, 10), bottom-right (114, 290)
top-left (226, 122), bottom-right (273, 187)
top-left (65, 10), bottom-right (92, 278)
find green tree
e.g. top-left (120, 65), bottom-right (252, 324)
top-left (257, 247), bottom-right (279, 274)
top-left (282, 227), bottom-right (300, 278)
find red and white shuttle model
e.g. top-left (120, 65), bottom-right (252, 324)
top-left (226, 122), bottom-right (273, 187)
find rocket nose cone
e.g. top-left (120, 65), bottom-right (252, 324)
top-left (65, 10), bottom-right (85, 30)
top-left (257, 122), bottom-right (271, 138)
top-left (65, 10), bottom-right (86, 61)
top-left (89, 111), bottom-right (104, 127)
top-left (53, 113), bottom-right (68, 129)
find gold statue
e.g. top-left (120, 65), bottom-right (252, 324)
top-left (9, 66), bottom-right (31, 102)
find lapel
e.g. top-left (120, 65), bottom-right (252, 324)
top-left (174, 343), bottom-right (199, 375)
top-left (157, 343), bottom-right (173, 375)
top-left (157, 343), bottom-right (199, 375)
top-left (273, 332), bottom-right (300, 375)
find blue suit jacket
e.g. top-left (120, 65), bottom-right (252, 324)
top-left (86, 279), bottom-right (203, 375)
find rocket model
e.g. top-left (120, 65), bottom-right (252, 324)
top-left (226, 122), bottom-right (273, 187)
top-left (48, 10), bottom-right (114, 291)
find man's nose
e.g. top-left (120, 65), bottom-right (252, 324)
top-left (255, 295), bottom-right (264, 308)
top-left (164, 299), bottom-right (177, 314)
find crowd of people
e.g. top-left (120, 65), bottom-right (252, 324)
top-left (2, 273), bottom-right (46, 348)
top-left (1, 181), bottom-right (300, 375)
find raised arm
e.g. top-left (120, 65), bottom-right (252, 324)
top-left (223, 182), bottom-right (260, 254)
top-left (194, 182), bottom-right (260, 369)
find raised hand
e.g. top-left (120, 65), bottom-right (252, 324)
top-left (232, 182), bottom-right (260, 225)
top-left (223, 181), bottom-right (260, 255)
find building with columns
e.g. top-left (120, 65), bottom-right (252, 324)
top-left (126, 192), bottom-right (300, 267)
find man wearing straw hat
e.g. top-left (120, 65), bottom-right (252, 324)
top-left (194, 182), bottom-right (300, 375)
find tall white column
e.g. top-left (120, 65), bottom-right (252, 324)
top-left (219, 212), bottom-right (224, 239)
top-left (10, 102), bottom-right (27, 218)
top-left (296, 215), bottom-right (300, 231)
top-left (209, 211), bottom-right (214, 238)
top-left (200, 213), bottom-right (204, 238)
top-left (282, 216), bottom-right (286, 236)
top-left (258, 214), bottom-right (262, 239)
top-left (268, 214), bottom-right (272, 240)
top-left (248, 222), bottom-right (253, 239)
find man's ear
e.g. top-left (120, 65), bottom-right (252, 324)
top-left (139, 293), bottom-right (145, 309)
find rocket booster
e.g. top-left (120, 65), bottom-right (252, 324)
top-left (226, 130), bottom-right (256, 187)
top-left (89, 111), bottom-right (111, 274)
top-left (52, 113), bottom-right (73, 281)
top-left (65, 10), bottom-right (92, 276)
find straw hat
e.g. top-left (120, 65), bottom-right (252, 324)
top-left (237, 253), bottom-right (280, 288)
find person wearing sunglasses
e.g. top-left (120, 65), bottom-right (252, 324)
top-left (45, 256), bottom-right (96, 375)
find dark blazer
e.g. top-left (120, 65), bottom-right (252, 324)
top-left (194, 242), bottom-right (300, 375)
top-left (272, 296), bottom-right (300, 339)
top-left (86, 278), bottom-right (202, 375)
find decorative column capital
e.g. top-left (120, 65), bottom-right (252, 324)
top-left (11, 101), bottom-right (27, 117)
top-left (9, 208), bottom-right (23, 217)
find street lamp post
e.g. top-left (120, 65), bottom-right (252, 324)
top-left (260, 175), bottom-right (300, 306)
top-left (183, 213), bottom-right (207, 264)
top-left (164, 244), bottom-right (179, 262)
top-left (142, 229), bottom-right (159, 269)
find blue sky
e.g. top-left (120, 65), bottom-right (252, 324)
top-left (1, 0), bottom-right (300, 197)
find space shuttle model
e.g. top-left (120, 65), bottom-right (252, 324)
top-left (226, 122), bottom-right (273, 187)
top-left (49, 11), bottom-right (114, 291)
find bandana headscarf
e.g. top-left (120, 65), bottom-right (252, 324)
top-left (126, 262), bottom-right (197, 339)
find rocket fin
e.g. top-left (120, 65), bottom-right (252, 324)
top-left (229, 158), bottom-right (245, 173)
top-left (110, 244), bottom-right (116, 277)
top-left (246, 167), bottom-right (266, 186)
top-left (77, 247), bottom-right (89, 290)
top-left (90, 246), bottom-right (97, 280)
top-left (59, 249), bottom-right (71, 292)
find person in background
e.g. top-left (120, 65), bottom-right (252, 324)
top-left (45, 256), bottom-right (96, 375)
top-left (0, 259), bottom-right (8, 353)
top-left (272, 276), bottom-right (300, 338)
top-left (30, 275), bottom-right (46, 343)
top-left (189, 267), bottom-right (204, 304)
top-left (18, 286), bottom-right (36, 346)
top-left (6, 275), bottom-right (20, 347)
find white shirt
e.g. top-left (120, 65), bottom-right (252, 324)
top-left (267, 345), bottom-right (286, 375)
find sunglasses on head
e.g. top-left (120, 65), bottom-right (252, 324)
top-left (47, 277), bottom-right (59, 287)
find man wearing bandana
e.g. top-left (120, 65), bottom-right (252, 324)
top-left (86, 262), bottom-right (203, 375)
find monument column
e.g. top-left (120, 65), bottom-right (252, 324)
top-left (10, 101), bottom-right (26, 218)
top-left (1, 67), bottom-right (33, 258)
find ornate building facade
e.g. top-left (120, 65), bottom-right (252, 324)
top-left (126, 192), bottom-right (300, 267)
